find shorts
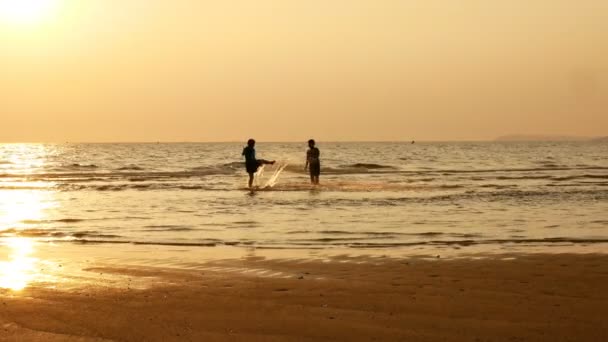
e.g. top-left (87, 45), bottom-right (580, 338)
top-left (309, 162), bottom-right (320, 177)
top-left (246, 161), bottom-right (260, 174)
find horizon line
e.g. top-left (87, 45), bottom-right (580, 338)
top-left (0, 138), bottom-right (604, 144)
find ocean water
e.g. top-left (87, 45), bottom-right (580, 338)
top-left (0, 142), bottom-right (607, 252)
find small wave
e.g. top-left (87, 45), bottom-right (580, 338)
top-left (553, 174), bottom-right (608, 181)
top-left (71, 231), bottom-right (122, 238)
top-left (545, 183), bottom-right (608, 187)
top-left (439, 184), bottom-right (464, 189)
top-left (89, 185), bottom-right (128, 191)
top-left (321, 237), bottom-right (608, 248)
top-left (190, 166), bottom-right (235, 175)
top-left (21, 218), bottom-right (85, 224)
top-left (285, 230), bottom-right (311, 234)
top-left (0, 185), bottom-right (55, 190)
top-left (0, 228), bottom-right (120, 239)
top-left (414, 232), bottom-right (444, 237)
top-left (178, 185), bottom-right (206, 190)
top-left (3, 165), bottom-right (608, 185)
top-left (57, 183), bottom-right (218, 192)
top-left (345, 163), bottom-right (396, 169)
top-left (63, 163), bottom-right (98, 169)
top-left (142, 225), bottom-right (195, 232)
top-left (437, 166), bottom-right (608, 174)
top-left (480, 184), bottom-right (517, 189)
top-left (68, 239), bottom-right (218, 247)
top-left (117, 165), bottom-right (145, 171)
top-left (220, 162), bottom-right (244, 169)
top-left (315, 230), bottom-right (408, 236)
top-left (536, 161), bottom-right (564, 168)
top-left (251, 181), bottom-right (455, 192)
top-left (0, 228), bottom-right (65, 237)
top-left (318, 230), bottom-right (359, 235)
top-left (13, 235), bottom-right (608, 249)
top-left (496, 175), bottom-right (553, 180)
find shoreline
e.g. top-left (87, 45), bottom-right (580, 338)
top-left (1, 243), bottom-right (608, 341)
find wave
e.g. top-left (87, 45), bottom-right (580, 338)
top-left (220, 161), bottom-right (245, 170)
top-left (491, 174), bottom-right (608, 181)
top-left (340, 238), bottom-right (608, 248)
top-left (496, 175), bottom-right (554, 180)
top-left (57, 183), bottom-right (218, 192)
top-left (0, 228), bottom-right (120, 239)
top-left (22, 236), bottom-right (608, 249)
top-left (4, 179), bottom-right (603, 194)
top-left (229, 188), bottom-right (608, 208)
top-left (66, 239), bottom-right (219, 247)
top-left (141, 225), bottom-right (195, 232)
top-left (552, 174), bottom-right (608, 181)
top-left (239, 181), bottom-right (464, 192)
top-left (322, 164), bottom-right (398, 175)
top-left (21, 218), bottom-right (85, 224)
top-left (0, 185), bottom-right (56, 190)
top-left (0, 164), bottom-right (606, 182)
top-left (117, 165), bottom-right (145, 171)
top-left (430, 166), bottom-right (608, 175)
top-left (47, 163), bottom-right (99, 171)
top-left (344, 163), bottom-right (396, 169)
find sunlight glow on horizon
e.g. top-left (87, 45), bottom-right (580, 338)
top-left (0, 0), bottom-right (60, 26)
top-left (0, 0), bottom-right (606, 141)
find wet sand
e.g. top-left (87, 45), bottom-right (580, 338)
top-left (1, 251), bottom-right (608, 341)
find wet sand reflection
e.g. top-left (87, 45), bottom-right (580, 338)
top-left (0, 237), bottom-right (38, 290)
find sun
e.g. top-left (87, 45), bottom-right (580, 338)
top-left (0, 0), bottom-right (59, 25)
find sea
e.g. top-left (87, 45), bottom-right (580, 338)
top-left (1, 141), bottom-right (607, 255)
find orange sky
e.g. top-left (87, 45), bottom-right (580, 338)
top-left (1, 0), bottom-right (606, 142)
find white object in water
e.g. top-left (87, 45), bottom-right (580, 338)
top-left (253, 162), bottom-right (288, 189)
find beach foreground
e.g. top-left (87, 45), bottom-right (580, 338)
top-left (1, 250), bottom-right (607, 341)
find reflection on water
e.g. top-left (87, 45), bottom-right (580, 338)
top-left (0, 190), bottom-right (56, 228)
top-left (0, 145), bottom-right (57, 290)
top-left (0, 238), bottom-right (38, 290)
top-left (0, 189), bottom-right (57, 290)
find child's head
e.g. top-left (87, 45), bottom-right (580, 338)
top-left (308, 139), bottom-right (315, 148)
top-left (247, 139), bottom-right (255, 147)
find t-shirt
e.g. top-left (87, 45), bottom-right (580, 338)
top-left (242, 146), bottom-right (256, 163)
top-left (307, 147), bottom-right (320, 164)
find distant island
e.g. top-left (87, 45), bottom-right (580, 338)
top-left (495, 135), bottom-right (603, 142)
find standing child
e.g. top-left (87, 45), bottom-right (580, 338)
top-left (242, 139), bottom-right (275, 188)
top-left (304, 139), bottom-right (320, 185)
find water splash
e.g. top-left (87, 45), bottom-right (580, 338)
top-left (253, 165), bottom-right (265, 188)
top-left (253, 162), bottom-right (289, 189)
top-left (264, 162), bottom-right (289, 188)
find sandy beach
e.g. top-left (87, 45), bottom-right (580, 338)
top-left (2, 246), bottom-right (608, 342)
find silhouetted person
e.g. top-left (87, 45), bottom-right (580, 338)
top-left (242, 139), bottom-right (275, 188)
top-left (304, 139), bottom-right (320, 185)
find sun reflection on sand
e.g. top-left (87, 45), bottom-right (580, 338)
top-left (0, 237), bottom-right (39, 290)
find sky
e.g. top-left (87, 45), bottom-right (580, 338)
top-left (0, 0), bottom-right (606, 142)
